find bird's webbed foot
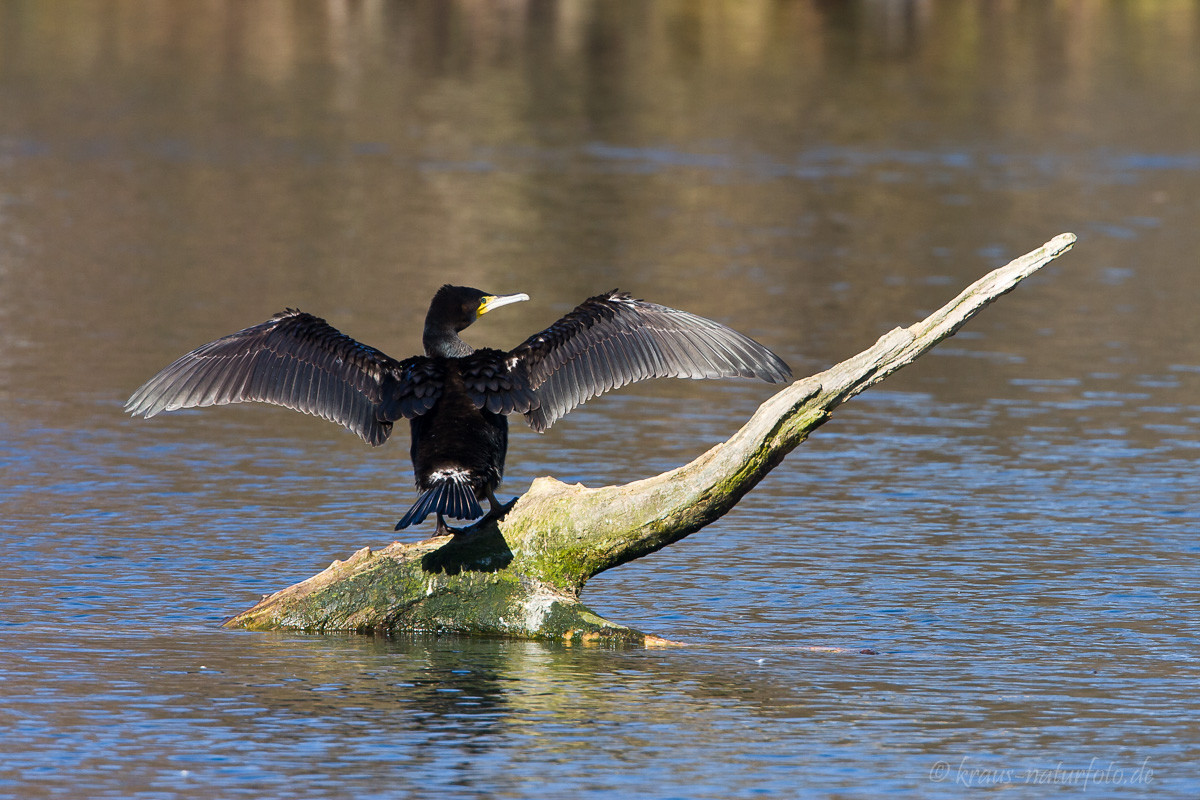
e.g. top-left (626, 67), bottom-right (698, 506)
top-left (483, 491), bottom-right (518, 523)
top-left (449, 495), bottom-right (517, 539)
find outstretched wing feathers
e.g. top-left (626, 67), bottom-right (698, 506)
top-left (508, 291), bottom-right (792, 433)
top-left (125, 310), bottom-right (408, 446)
top-left (127, 292), bottom-right (791, 445)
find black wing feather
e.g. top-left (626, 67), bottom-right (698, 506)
top-left (380, 357), bottom-right (445, 421)
top-left (507, 290), bottom-right (792, 433)
top-left (125, 310), bottom-right (411, 446)
top-left (458, 348), bottom-right (539, 416)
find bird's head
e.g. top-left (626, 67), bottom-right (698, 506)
top-left (423, 285), bottom-right (530, 357)
top-left (428, 285), bottom-right (530, 333)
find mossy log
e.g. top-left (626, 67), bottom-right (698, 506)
top-left (225, 233), bottom-right (1077, 645)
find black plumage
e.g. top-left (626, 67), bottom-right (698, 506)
top-left (126, 285), bottom-right (792, 536)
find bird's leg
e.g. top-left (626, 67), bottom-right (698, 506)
top-left (439, 512), bottom-right (474, 538)
top-left (482, 488), bottom-right (518, 521)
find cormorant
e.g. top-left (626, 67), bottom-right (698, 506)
top-left (126, 285), bottom-right (792, 536)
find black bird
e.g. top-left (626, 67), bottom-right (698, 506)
top-left (126, 285), bottom-right (792, 536)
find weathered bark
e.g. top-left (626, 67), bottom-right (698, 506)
top-left (225, 233), bottom-right (1076, 645)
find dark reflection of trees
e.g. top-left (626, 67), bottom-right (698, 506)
top-left (5, 1), bottom-right (1198, 359)
top-left (5, 1), bottom-right (1200, 433)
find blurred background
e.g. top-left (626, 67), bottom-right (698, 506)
top-left (1, 1), bottom-right (1197, 798)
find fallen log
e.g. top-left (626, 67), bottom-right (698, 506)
top-left (225, 233), bottom-right (1076, 645)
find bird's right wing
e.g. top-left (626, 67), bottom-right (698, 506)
top-left (125, 309), bottom-right (419, 446)
top-left (508, 291), bottom-right (793, 433)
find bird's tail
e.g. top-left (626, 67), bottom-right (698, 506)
top-left (395, 470), bottom-right (484, 530)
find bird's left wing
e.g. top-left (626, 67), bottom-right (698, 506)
top-left (505, 291), bottom-right (793, 433)
top-left (125, 309), bottom-right (414, 446)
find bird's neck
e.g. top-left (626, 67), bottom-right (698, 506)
top-left (423, 324), bottom-right (473, 358)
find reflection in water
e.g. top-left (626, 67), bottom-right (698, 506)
top-left (2, 1), bottom-right (1200, 797)
top-left (0, 627), bottom-right (838, 797)
top-left (3, 621), bottom-right (1191, 797)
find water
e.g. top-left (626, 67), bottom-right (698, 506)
top-left (2, 1), bottom-right (1199, 797)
